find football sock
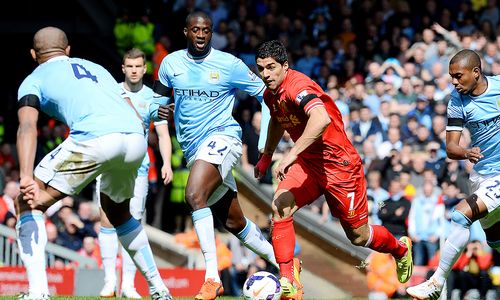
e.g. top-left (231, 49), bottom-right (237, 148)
top-left (433, 210), bottom-right (471, 286)
top-left (116, 217), bottom-right (166, 294)
top-left (193, 208), bottom-right (220, 282)
top-left (237, 217), bottom-right (278, 268)
top-left (99, 227), bottom-right (118, 287)
top-left (121, 244), bottom-right (137, 289)
top-left (366, 225), bottom-right (407, 259)
top-left (271, 217), bottom-right (295, 281)
top-left (16, 212), bottom-right (49, 296)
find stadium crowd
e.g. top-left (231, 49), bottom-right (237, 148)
top-left (1, 0), bottom-right (500, 298)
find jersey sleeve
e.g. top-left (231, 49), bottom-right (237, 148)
top-left (446, 91), bottom-right (465, 131)
top-left (288, 76), bottom-right (324, 114)
top-left (157, 55), bottom-right (173, 89)
top-left (150, 94), bottom-right (169, 125)
top-left (230, 57), bottom-right (266, 99)
top-left (18, 74), bottom-right (42, 100)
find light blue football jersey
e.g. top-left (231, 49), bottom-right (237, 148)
top-left (447, 75), bottom-right (500, 175)
top-left (120, 83), bottom-right (168, 176)
top-left (18, 56), bottom-right (143, 141)
top-left (158, 48), bottom-right (267, 161)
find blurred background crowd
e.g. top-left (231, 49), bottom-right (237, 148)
top-left (1, 0), bottom-right (500, 298)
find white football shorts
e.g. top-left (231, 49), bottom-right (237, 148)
top-left (96, 174), bottom-right (148, 219)
top-left (188, 134), bottom-right (242, 206)
top-left (469, 170), bottom-right (500, 229)
top-left (35, 133), bottom-right (146, 203)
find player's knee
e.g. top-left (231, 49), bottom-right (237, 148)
top-left (184, 189), bottom-right (206, 209)
top-left (450, 209), bottom-right (472, 228)
top-left (345, 227), bottom-right (368, 246)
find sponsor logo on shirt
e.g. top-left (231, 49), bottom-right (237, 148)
top-left (175, 89), bottom-right (220, 101)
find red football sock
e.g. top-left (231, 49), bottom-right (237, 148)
top-left (368, 225), bottom-right (407, 259)
top-left (272, 217), bottom-right (295, 280)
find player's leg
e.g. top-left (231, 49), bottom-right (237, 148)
top-left (96, 176), bottom-right (119, 297)
top-left (481, 208), bottom-right (500, 252)
top-left (17, 138), bottom-right (97, 299)
top-left (407, 194), bottom-right (489, 299)
top-left (326, 163), bottom-right (412, 283)
top-left (210, 188), bottom-right (277, 268)
top-left (187, 135), bottom-right (245, 299)
top-left (98, 207), bottom-right (119, 297)
top-left (15, 180), bottom-right (64, 300)
top-left (100, 133), bottom-right (171, 299)
top-left (120, 175), bottom-right (149, 299)
top-left (271, 160), bottom-right (321, 300)
top-left (185, 159), bottom-right (224, 297)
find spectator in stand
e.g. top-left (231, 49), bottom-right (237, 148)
top-left (408, 181), bottom-right (445, 266)
top-left (377, 127), bottom-right (403, 160)
top-left (294, 43), bottom-right (321, 78)
top-left (425, 141), bottom-right (447, 179)
top-left (0, 187), bottom-right (16, 228)
top-left (1, 180), bottom-right (18, 216)
top-left (56, 209), bottom-right (95, 252)
top-left (364, 79), bottom-right (392, 116)
top-left (407, 96), bottom-right (433, 131)
top-left (378, 177), bottom-right (411, 240)
top-left (367, 170), bottom-right (390, 226)
top-left (366, 252), bottom-right (405, 300)
top-left (76, 236), bottom-right (102, 268)
top-left (454, 240), bottom-right (493, 299)
top-left (351, 106), bottom-right (385, 148)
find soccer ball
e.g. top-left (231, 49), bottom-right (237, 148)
top-left (242, 271), bottom-right (282, 300)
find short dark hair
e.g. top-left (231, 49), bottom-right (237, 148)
top-left (256, 40), bottom-right (288, 65)
top-left (450, 49), bottom-right (482, 71)
top-left (185, 11), bottom-right (212, 29)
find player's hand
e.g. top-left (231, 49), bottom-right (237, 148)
top-left (161, 165), bottom-right (173, 185)
top-left (465, 147), bottom-right (483, 164)
top-left (158, 104), bottom-right (175, 120)
top-left (20, 176), bottom-right (39, 203)
top-left (254, 153), bottom-right (272, 179)
top-left (275, 152), bottom-right (297, 181)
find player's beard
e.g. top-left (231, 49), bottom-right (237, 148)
top-left (188, 41), bottom-right (211, 58)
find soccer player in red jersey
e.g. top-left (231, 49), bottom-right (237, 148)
top-left (254, 40), bottom-right (414, 300)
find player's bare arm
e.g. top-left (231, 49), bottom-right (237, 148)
top-left (254, 118), bottom-right (284, 179)
top-left (276, 106), bottom-right (331, 180)
top-left (17, 106), bottom-right (40, 201)
top-left (153, 80), bottom-right (174, 120)
top-left (155, 123), bottom-right (174, 185)
top-left (446, 130), bottom-right (483, 163)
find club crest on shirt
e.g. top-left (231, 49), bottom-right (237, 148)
top-left (209, 70), bottom-right (220, 83)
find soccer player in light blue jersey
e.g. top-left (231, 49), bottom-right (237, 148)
top-left (407, 49), bottom-right (500, 300)
top-left (97, 48), bottom-right (173, 298)
top-left (155, 12), bottom-right (276, 300)
top-left (15, 27), bottom-right (171, 300)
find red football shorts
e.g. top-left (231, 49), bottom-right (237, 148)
top-left (277, 156), bottom-right (369, 228)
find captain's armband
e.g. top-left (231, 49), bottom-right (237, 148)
top-left (18, 94), bottom-right (40, 110)
top-left (153, 80), bottom-right (173, 97)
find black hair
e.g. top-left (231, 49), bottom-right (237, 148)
top-left (185, 11), bottom-right (212, 29)
top-left (255, 40), bottom-right (288, 65)
top-left (450, 49), bottom-right (482, 71)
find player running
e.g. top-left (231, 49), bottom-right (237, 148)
top-left (254, 40), bottom-right (413, 300)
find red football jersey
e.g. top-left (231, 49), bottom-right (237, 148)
top-left (264, 69), bottom-right (361, 167)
